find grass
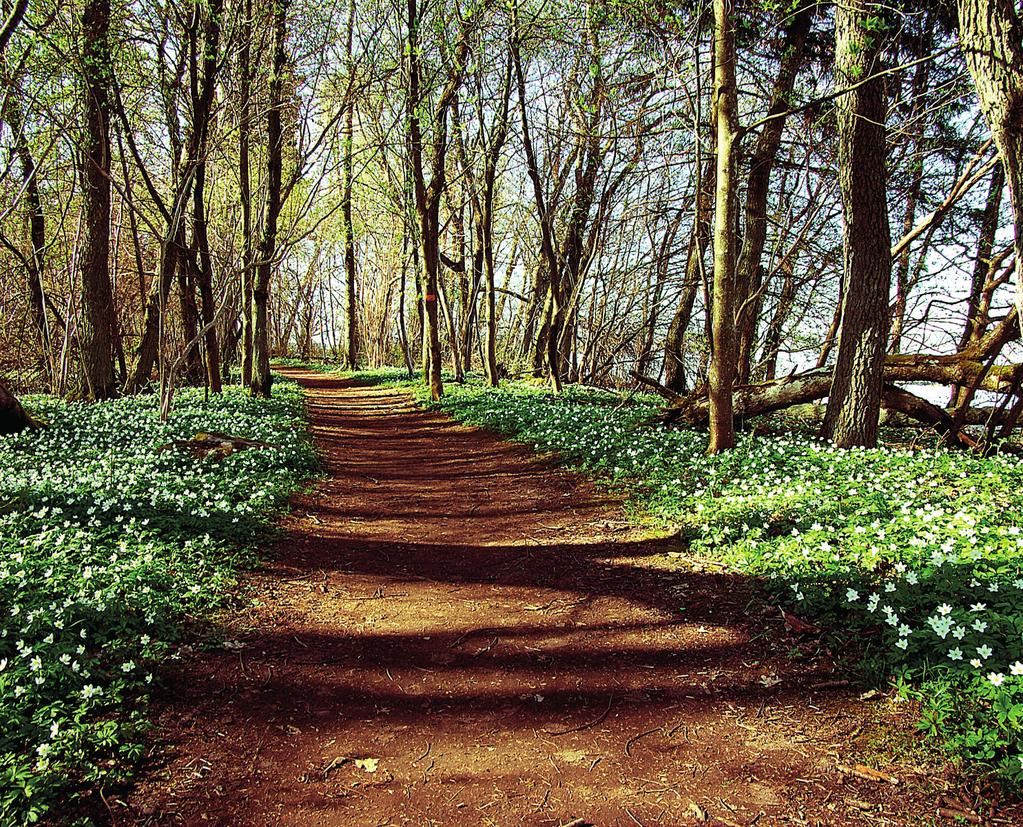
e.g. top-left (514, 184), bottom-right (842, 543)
top-left (0, 381), bottom-right (316, 825)
top-left (333, 368), bottom-right (1023, 793)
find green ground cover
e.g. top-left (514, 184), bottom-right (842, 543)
top-left (346, 368), bottom-right (1023, 791)
top-left (0, 382), bottom-right (315, 824)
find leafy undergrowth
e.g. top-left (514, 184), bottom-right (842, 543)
top-left (0, 383), bottom-right (315, 824)
top-left (344, 371), bottom-right (1023, 793)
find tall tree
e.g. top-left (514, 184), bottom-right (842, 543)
top-left (821, 0), bottom-right (892, 448)
top-left (239, 0), bottom-right (254, 386)
top-left (406, 0), bottom-right (487, 399)
top-left (251, 0), bottom-right (290, 397)
top-left (957, 0), bottom-right (1023, 315)
top-left (79, 0), bottom-right (117, 399)
top-left (706, 0), bottom-right (739, 453)
top-left (342, 0), bottom-right (358, 370)
top-left (189, 0), bottom-right (226, 393)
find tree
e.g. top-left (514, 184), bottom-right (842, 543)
top-left (251, 0), bottom-right (290, 398)
top-left (406, 0), bottom-right (488, 399)
top-left (239, 0), bottom-right (255, 387)
top-left (342, 0), bottom-right (358, 370)
top-left (957, 0), bottom-right (1023, 316)
top-left (706, 0), bottom-right (739, 454)
top-left (79, 0), bottom-right (117, 399)
top-left (821, 0), bottom-right (892, 448)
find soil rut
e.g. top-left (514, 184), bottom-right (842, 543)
top-left (130, 370), bottom-right (942, 826)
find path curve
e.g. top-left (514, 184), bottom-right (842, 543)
top-left (130, 369), bottom-right (938, 826)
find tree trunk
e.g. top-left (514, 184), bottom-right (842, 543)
top-left (0, 378), bottom-right (39, 436)
top-left (127, 218), bottom-right (183, 393)
top-left (343, 0), bottom-right (359, 370)
top-left (192, 164), bottom-right (223, 393)
top-left (761, 257), bottom-right (797, 381)
top-left (406, 0), bottom-right (444, 400)
top-left (239, 0), bottom-right (254, 386)
top-left (952, 161), bottom-right (1005, 406)
top-left (664, 153), bottom-right (715, 393)
top-left (79, 0), bottom-right (117, 400)
top-left (957, 0), bottom-right (1023, 315)
top-left (656, 321), bottom-right (1023, 428)
top-left (251, 0), bottom-right (289, 398)
top-left (13, 105), bottom-right (55, 380)
top-left (821, 0), bottom-right (892, 448)
top-left (733, 4), bottom-right (812, 383)
top-left (177, 234), bottom-right (203, 384)
top-left (707, 0), bottom-right (739, 453)
top-left (513, 0), bottom-right (561, 389)
top-left (405, 0), bottom-right (484, 398)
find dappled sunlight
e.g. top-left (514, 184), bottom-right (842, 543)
top-left (128, 370), bottom-right (949, 826)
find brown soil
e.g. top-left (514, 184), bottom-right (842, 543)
top-left (127, 369), bottom-right (977, 826)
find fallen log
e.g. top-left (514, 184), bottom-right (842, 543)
top-left (656, 361), bottom-right (1023, 426)
top-left (654, 368), bottom-right (834, 425)
top-left (879, 385), bottom-right (981, 450)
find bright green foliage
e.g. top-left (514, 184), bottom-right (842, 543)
top-left (0, 383), bottom-right (315, 824)
top-left (394, 376), bottom-right (1023, 790)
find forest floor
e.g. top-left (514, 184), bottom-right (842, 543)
top-left (127, 369), bottom-right (978, 826)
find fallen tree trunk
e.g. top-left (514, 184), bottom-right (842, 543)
top-left (633, 368), bottom-right (1023, 434)
top-left (0, 379), bottom-right (43, 436)
top-left (650, 359), bottom-right (1023, 429)
top-left (879, 385), bottom-right (981, 450)
top-left (647, 311), bottom-right (1023, 430)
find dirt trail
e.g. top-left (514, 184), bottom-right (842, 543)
top-left (130, 369), bottom-right (943, 826)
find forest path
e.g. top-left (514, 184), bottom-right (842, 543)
top-left (130, 369), bottom-right (937, 827)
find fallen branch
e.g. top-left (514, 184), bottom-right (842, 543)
top-left (157, 431), bottom-right (273, 460)
top-left (937, 807), bottom-right (981, 824)
top-left (836, 763), bottom-right (899, 785)
top-left (630, 370), bottom-right (684, 402)
top-left (546, 695), bottom-right (614, 736)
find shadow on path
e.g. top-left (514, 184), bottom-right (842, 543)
top-left (129, 369), bottom-right (940, 827)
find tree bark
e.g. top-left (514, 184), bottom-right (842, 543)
top-left (957, 0), bottom-right (1023, 316)
top-left (190, 0), bottom-right (223, 393)
top-left (760, 257), bottom-right (797, 381)
top-left (79, 0), bottom-right (117, 400)
top-left (406, 0), bottom-right (489, 399)
top-left (406, 0), bottom-right (443, 400)
top-left (192, 164), bottom-right (223, 393)
top-left (177, 231), bottom-right (203, 384)
top-left (512, 0), bottom-right (562, 389)
top-left (239, 0), bottom-right (254, 386)
top-left (821, 0), bottom-right (892, 448)
top-left (7, 91), bottom-right (55, 379)
top-left (343, 0), bottom-right (359, 370)
top-left (251, 0), bottom-right (289, 398)
top-left (707, 0), bottom-right (739, 453)
top-left (0, 378), bottom-right (40, 436)
top-left (658, 358), bottom-right (1023, 428)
